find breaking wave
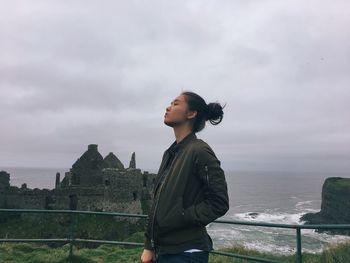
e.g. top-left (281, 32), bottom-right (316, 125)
top-left (208, 199), bottom-right (350, 255)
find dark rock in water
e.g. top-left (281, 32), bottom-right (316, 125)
top-left (248, 212), bottom-right (259, 219)
top-left (301, 177), bottom-right (350, 235)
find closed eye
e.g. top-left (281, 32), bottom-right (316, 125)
top-left (172, 99), bottom-right (181, 106)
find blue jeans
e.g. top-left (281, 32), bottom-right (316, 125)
top-left (157, 251), bottom-right (209, 263)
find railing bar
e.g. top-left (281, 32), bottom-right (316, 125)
top-left (210, 251), bottom-right (282, 263)
top-left (288, 225), bottom-right (350, 229)
top-left (214, 220), bottom-right (297, 229)
top-left (1, 209), bottom-right (349, 229)
top-left (215, 220), bottom-right (350, 229)
top-left (0, 209), bottom-right (147, 218)
top-left (0, 239), bottom-right (69, 242)
top-left (74, 238), bottom-right (144, 246)
top-left (0, 238), bottom-right (144, 247)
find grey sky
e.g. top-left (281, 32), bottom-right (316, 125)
top-left (1, 0), bottom-right (350, 173)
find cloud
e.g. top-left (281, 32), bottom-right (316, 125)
top-left (0, 0), bottom-right (349, 173)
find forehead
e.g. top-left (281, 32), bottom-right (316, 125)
top-left (173, 95), bottom-right (186, 103)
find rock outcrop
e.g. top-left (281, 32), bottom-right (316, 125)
top-left (301, 177), bottom-right (350, 235)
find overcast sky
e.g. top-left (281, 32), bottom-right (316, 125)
top-left (1, 0), bottom-right (349, 174)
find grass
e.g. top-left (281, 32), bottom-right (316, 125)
top-left (0, 241), bottom-right (349, 263)
top-left (326, 177), bottom-right (350, 191)
top-left (0, 213), bottom-right (145, 244)
top-left (208, 242), bottom-right (350, 262)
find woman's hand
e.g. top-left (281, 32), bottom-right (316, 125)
top-left (141, 249), bottom-right (156, 263)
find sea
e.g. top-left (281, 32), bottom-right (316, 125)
top-left (2, 167), bottom-right (350, 255)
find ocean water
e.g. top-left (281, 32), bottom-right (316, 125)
top-left (3, 167), bottom-right (67, 189)
top-left (208, 170), bottom-right (350, 254)
top-left (2, 167), bottom-right (350, 254)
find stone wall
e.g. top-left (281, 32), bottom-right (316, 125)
top-left (1, 170), bottom-right (155, 214)
top-left (5, 187), bottom-right (51, 209)
top-left (103, 168), bottom-right (143, 202)
top-left (52, 187), bottom-right (105, 211)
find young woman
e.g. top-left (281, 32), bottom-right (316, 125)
top-left (141, 91), bottom-right (229, 263)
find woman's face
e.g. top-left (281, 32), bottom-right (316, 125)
top-left (164, 95), bottom-right (192, 127)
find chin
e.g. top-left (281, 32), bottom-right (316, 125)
top-left (164, 120), bottom-right (174, 127)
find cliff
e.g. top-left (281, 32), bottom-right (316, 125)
top-left (301, 177), bottom-right (350, 235)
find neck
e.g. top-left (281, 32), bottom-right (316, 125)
top-left (173, 125), bottom-right (192, 143)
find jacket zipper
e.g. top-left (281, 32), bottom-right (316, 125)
top-left (150, 153), bottom-right (178, 250)
top-left (205, 165), bottom-right (209, 187)
top-left (150, 180), bottom-right (165, 250)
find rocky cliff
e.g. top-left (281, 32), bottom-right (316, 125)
top-left (301, 177), bottom-right (350, 235)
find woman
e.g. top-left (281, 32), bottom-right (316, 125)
top-left (141, 91), bottom-right (229, 263)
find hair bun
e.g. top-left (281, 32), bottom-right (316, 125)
top-left (206, 102), bottom-right (224, 125)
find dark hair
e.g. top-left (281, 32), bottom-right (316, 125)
top-left (182, 91), bottom-right (224, 133)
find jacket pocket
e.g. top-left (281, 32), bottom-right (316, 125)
top-left (157, 197), bottom-right (187, 232)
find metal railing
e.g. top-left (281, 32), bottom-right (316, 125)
top-left (213, 218), bottom-right (350, 263)
top-left (0, 208), bottom-right (349, 263)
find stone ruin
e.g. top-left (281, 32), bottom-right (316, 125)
top-left (0, 144), bottom-right (156, 215)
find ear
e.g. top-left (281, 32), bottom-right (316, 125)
top-left (187, 110), bottom-right (197, 120)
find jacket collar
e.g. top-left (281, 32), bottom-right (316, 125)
top-left (156, 132), bottom-right (197, 184)
top-left (167, 132), bottom-right (196, 154)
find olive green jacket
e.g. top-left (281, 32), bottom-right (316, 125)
top-left (144, 133), bottom-right (229, 252)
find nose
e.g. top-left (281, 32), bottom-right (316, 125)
top-left (166, 105), bottom-right (171, 112)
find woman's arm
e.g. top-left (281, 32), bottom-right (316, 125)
top-left (141, 249), bottom-right (156, 263)
top-left (184, 143), bottom-right (229, 226)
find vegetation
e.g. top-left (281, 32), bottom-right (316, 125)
top-left (140, 198), bottom-right (151, 215)
top-left (0, 239), bottom-right (349, 263)
top-left (330, 177), bottom-right (350, 189)
top-left (1, 213), bottom-right (349, 262)
top-left (209, 242), bottom-right (350, 263)
top-left (0, 213), bottom-right (145, 248)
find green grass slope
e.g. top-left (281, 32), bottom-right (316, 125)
top-left (0, 241), bottom-right (349, 263)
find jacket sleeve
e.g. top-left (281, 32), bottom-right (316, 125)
top-left (144, 219), bottom-right (153, 250)
top-left (184, 143), bottom-right (229, 226)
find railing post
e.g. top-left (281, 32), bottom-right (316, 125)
top-left (296, 227), bottom-right (302, 263)
top-left (69, 211), bottom-right (76, 258)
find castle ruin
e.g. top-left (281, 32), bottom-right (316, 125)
top-left (0, 144), bottom-right (156, 215)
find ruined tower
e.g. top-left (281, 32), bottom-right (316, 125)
top-left (129, 152), bottom-right (136, 169)
top-left (55, 173), bottom-right (60, 189)
top-left (70, 144), bottom-right (104, 187)
top-left (0, 171), bottom-right (10, 191)
top-left (0, 171), bottom-right (10, 208)
top-left (103, 152), bottom-right (124, 170)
